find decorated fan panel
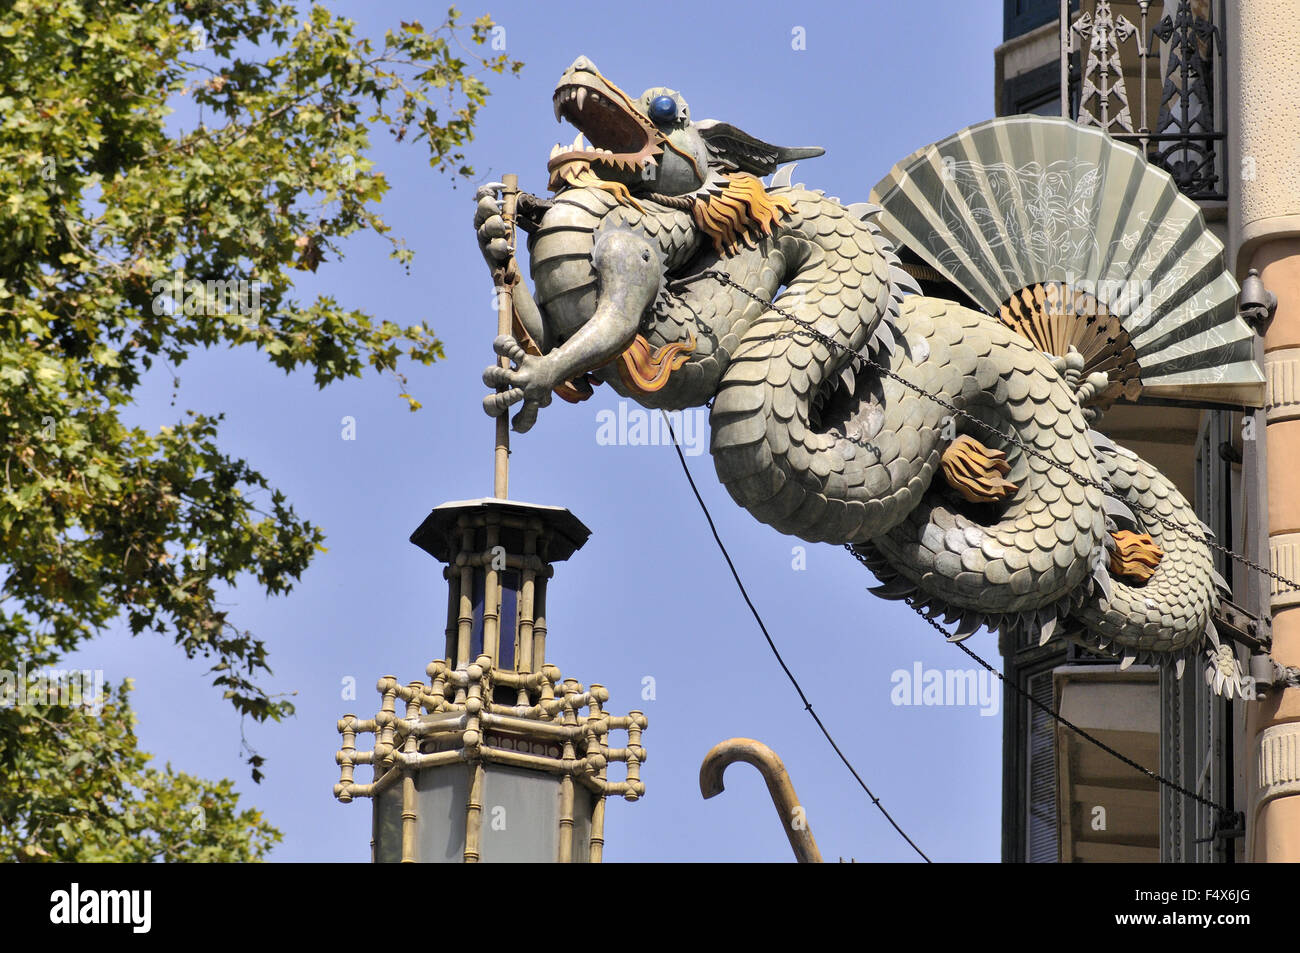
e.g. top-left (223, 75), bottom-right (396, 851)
top-left (868, 115), bottom-right (1264, 408)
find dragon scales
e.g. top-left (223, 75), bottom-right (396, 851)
top-left (474, 57), bottom-right (1230, 680)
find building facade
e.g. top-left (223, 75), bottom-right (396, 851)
top-left (996, 0), bottom-right (1255, 862)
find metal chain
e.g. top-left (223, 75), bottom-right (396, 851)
top-left (693, 268), bottom-right (1300, 596)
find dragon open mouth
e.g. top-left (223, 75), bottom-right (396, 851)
top-left (547, 68), bottom-right (663, 184)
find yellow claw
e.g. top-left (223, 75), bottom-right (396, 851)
top-left (1109, 530), bottom-right (1163, 582)
top-left (941, 434), bottom-right (1019, 503)
top-left (617, 331), bottom-right (696, 393)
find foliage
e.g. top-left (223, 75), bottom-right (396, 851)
top-left (0, 675), bottom-right (280, 861)
top-left (0, 0), bottom-right (520, 855)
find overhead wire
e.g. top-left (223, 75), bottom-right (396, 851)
top-left (660, 411), bottom-right (933, 862)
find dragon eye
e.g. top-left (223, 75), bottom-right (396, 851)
top-left (649, 95), bottom-right (678, 123)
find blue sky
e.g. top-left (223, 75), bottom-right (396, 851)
top-left (65, 0), bottom-right (1008, 862)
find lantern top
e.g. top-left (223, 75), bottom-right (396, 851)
top-left (409, 498), bottom-right (591, 564)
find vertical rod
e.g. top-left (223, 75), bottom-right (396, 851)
top-left (558, 776), bottom-right (575, 863)
top-left (1138, 0), bottom-right (1150, 151)
top-left (400, 770), bottom-right (418, 863)
top-left (557, 678), bottom-right (580, 863)
top-left (626, 711), bottom-right (646, 799)
top-left (1216, 0), bottom-right (1228, 198)
top-left (1060, 0), bottom-right (1070, 118)
top-left (493, 173), bottom-right (520, 500)
top-left (1097, 13), bottom-right (1110, 128)
top-left (532, 575), bottom-right (549, 669)
top-left (464, 763), bottom-right (485, 863)
top-left (482, 522), bottom-right (501, 665)
top-left (518, 565), bottom-right (536, 675)
top-left (443, 566), bottom-right (458, 665)
top-left (456, 564), bottom-right (474, 675)
top-left (377, 678), bottom-right (398, 767)
top-left (589, 795), bottom-right (606, 863)
top-left (337, 715), bottom-right (357, 801)
top-left (400, 683), bottom-right (422, 863)
top-left (518, 526), bottom-right (537, 683)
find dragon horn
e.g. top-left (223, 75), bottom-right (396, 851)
top-left (695, 119), bottom-right (824, 176)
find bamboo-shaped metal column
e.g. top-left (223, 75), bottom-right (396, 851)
top-left (517, 523), bottom-right (539, 688)
top-left (557, 677), bottom-right (582, 863)
top-left (532, 573), bottom-right (549, 668)
top-left (454, 520), bottom-right (475, 698)
top-left (482, 520), bottom-right (502, 664)
top-left (442, 564), bottom-right (459, 667)
top-left (400, 682), bottom-right (423, 863)
top-left (492, 173), bottom-right (520, 500)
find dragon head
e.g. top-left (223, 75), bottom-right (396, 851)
top-left (547, 56), bottom-right (824, 199)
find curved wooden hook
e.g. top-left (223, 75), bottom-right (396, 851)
top-left (699, 737), bottom-right (822, 863)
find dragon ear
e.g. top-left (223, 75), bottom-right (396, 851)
top-left (695, 120), bottom-right (824, 176)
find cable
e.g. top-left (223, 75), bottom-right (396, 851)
top-left (659, 411), bottom-right (932, 863)
top-left (891, 573), bottom-right (1231, 816)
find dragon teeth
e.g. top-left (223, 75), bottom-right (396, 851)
top-left (572, 131), bottom-right (585, 151)
top-left (575, 87), bottom-right (587, 112)
top-left (554, 98), bottom-right (562, 122)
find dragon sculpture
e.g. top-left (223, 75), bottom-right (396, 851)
top-left (474, 56), bottom-right (1261, 692)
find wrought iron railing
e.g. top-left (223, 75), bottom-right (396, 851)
top-left (1063, 0), bottom-right (1227, 202)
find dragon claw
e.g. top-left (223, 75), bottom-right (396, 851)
top-left (492, 334), bottom-right (529, 364)
top-left (482, 336), bottom-right (555, 431)
top-left (482, 388), bottom-right (523, 417)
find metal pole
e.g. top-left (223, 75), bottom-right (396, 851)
top-left (1061, 0), bottom-right (1070, 118)
top-left (492, 173), bottom-right (520, 500)
top-left (700, 738), bottom-right (824, 863)
top-left (1138, 0), bottom-right (1150, 152)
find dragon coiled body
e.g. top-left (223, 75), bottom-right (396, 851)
top-left (480, 57), bottom-right (1221, 670)
top-left (522, 180), bottom-right (1215, 661)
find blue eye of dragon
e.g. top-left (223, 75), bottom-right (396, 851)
top-left (649, 95), bottom-right (678, 123)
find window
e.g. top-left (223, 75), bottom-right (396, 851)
top-left (1004, 0), bottom-right (1077, 42)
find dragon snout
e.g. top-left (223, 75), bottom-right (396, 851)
top-left (564, 54), bottom-right (597, 75)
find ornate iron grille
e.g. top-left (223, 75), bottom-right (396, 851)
top-left (1065, 0), bottom-right (1227, 202)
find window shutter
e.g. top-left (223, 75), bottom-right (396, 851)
top-left (1026, 669), bottom-right (1059, 862)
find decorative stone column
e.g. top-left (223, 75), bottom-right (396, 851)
top-left (1229, 0), bottom-right (1300, 861)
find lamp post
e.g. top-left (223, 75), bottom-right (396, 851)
top-left (332, 177), bottom-right (646, 863)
